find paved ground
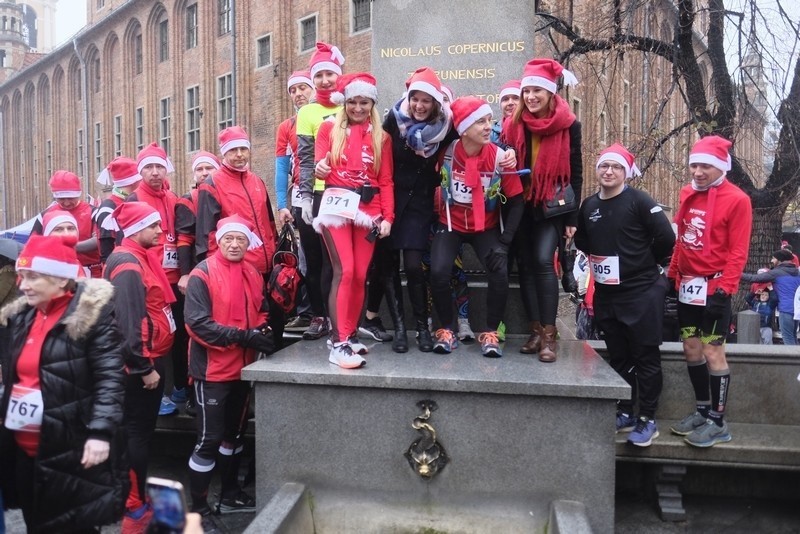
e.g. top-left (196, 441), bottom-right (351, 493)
top-left (6, 423), bottom-right (800, 533)
top-left (7, 475), bottom-right (799, 533)
top-left (6, 300), bottom-right (799, 532)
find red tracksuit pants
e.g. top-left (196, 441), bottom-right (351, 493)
top-left (319, 222), bottom-right (376, 343)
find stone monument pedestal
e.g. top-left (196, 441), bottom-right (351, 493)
top-left (242, 339), bottom-right (628, 532)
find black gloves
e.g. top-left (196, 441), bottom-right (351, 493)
top-left (485, 246), bottom-right (508, 272)
top-left (237, 327), bottom-right (275, 354)
top-left (706, 289), bottom-right (730, 317)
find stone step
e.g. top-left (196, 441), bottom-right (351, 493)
top-left (615, 420), bottom-right (800, 470)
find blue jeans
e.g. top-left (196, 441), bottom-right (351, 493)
top-left (778, 311), bottom-right (798, 345)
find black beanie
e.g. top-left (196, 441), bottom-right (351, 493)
top-left (773, 249), bottom-right (793, 263)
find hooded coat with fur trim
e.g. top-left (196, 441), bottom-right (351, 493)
top-left (0, 278), bottom-right (129, 533)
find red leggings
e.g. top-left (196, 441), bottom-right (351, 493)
top-left (320, 223), bottom-right (375, 342)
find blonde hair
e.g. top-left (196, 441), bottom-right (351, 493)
top-left (329, 106), bottom-right (384, 172)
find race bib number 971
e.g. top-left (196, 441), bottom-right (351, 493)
top-left (319, 188), bottom-right (360, 220)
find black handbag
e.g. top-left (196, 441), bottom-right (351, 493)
top-left (541, 182), bottom-right (577, 219)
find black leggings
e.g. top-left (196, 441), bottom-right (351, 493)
top-left (516, 209), bottom-right (564, 325)
top-left (430, 225), bottom-right (508, 331)
top-left (293, 203), bottom-right (327, 317)
top-left (169, 284), bottom-right (188, 390)
top-left (188, 380), bottom-right (251, 508)
top-left (365, 242), bottom-right (427, 324)
top-left (124, 357), bottom-right (165, 511)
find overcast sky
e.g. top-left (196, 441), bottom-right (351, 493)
top-left (54, 0), bottom-right (87, 47)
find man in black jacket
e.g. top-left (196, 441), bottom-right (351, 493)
top-left (575, 144), bottom-right (675, 447)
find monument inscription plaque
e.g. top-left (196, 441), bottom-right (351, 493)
top-left (372, 0), bottom-right (536, 113)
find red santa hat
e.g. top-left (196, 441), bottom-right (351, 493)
top-left (102, 201), bottom-right (161, 237)
top-left (309, 42), bottom-right (345, 79)
top-left (331, 72), bottom-right (378, 105)
top-left (16, 234), bottom-right (82, 280)
top-left (440, 85), bottom-right (454, 103)
top-left (499, 80), bottom-right (522, 100)
top-left (49, 170), bottom-right (82, 199)
top-left (689, 135), bottom-right (732, 173)
top-left (137, 142), bottom-right (175, 174)
top-left (451, 96), bottom-right (493, 135)
top-left (192, 151), bottom-right (221, 171)
top-left (97, 157), bottom-right (142, 187)
top-left (520, 58), bottom-right (579, 93)
top-left (42, 210), bottom-right (78, 236)
top-left (215, 215), bottom-right (263, 251)
top-left (405, 67), bottom-right (443, 104)
top-left (218, 126), bottom-right (251, 155)
top-left (596, 143), bottom-right (641, 179)
top-left (287, 70), bottom-right (313, 93)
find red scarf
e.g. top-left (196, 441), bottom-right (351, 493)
top-left (137, 180), bottom-right (175, 237)
top-left (345, 123), bottom-right (370, 173)
top-left (212, 250), bottom-right (245, 323)
top-left (315, 88), bottom-right (336, 108)
top-left (501, 94), bottom-right (575, 204)
top-left (122, 237), bottom-right (177, 304)
top-left (454, 142), bottom-right (487, 232)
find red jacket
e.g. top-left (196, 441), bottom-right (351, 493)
top-left (128, 183), bottom-right (181, 284)
top-left (669, 179), bottom-right (752, 294)
top-left (33, 202), bottom-right (101, 271)
top-left (275, 116), bottom-right (300, 187)
top-left (195, 165), bottom-right (277, 274)
top-left (314, 120), bottom-right (395, 225)
top-left (184, 253), bottom-right (267, 382)
top-left (104, 241), bottom-right (175, 374)
top-left (434, 142), bottom-right (522, 233)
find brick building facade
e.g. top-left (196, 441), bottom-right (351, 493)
top-left (0, 0), bottom-right (373, 226)
top-left (0, 0), bottom-right (766, 229)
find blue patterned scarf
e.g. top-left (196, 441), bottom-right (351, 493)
top-left (391, 97), bottom-right (452, 158)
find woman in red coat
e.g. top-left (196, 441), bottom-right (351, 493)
top-left (313, 72), bottom-right (394, 369)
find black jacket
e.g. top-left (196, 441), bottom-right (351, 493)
top-left (382, 112), bottom-right (460, 249)
top-left (524, 120), bottom-right (584, 227)
top-left (0, 278), bottom-right (129, 533)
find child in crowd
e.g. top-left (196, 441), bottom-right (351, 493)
top-left (745, 277), bottom-right (778, 344)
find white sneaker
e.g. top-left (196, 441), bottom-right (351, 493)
top-left (457, 317), bottom-right (475, 342)
top-left (328, 342), bottom-right (366, 369)
top-left (348, 336), bottom-right (368, 355)
top-left (326, 335), bottom-right (367, 354)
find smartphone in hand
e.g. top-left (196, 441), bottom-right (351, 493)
top-left (146, 477), bottom-right (187, 534)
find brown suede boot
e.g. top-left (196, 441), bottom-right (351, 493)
top-left (520, 321), bottom-right (543, 354)
top-left (538, 325), bottom-right (558, 362)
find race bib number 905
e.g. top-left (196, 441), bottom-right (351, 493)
top-left (589, 255), bottom-right (620, 285)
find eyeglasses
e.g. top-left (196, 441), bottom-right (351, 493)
top-left (598, 163), bottom-right (625, 172)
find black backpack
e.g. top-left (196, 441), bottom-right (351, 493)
top-left (267, 223), bottom-right (303, 313)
